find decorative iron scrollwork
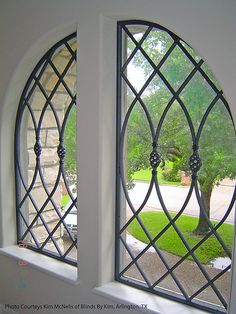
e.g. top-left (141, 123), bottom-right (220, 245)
top-left (57, 143), bottom-right (66, 161)
top-left (149, 145), bottom-right (161, 169)
top-left (34, 141), bottom-right (42, 157)
top-left (116, 20), bottom-right (232, 314)
top-left (15, 32), bottom-right (77, 267)
top-left (189, 151), bottom-right (202, 174)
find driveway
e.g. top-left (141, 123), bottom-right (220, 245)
top-left (127, 180), bottom-right (235, 223)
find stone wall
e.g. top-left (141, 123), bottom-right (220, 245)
top-left (25, 40), bottom-right (76, 252)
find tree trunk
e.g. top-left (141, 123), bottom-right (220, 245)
top-left (193, 184), bottom-right (213, 235)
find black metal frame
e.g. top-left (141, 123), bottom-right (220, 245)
top-left (115, 20), bottom-right (236, 313)
top-left (15, 33), bottom-right (77, 266)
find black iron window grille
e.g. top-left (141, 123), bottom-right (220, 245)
top-left (116, 20), bottom-right (236, 313)
top-left (15, 33), bottom-right (77, 266)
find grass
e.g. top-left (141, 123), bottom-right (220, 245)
top-left (128, 211), bottom-right (234, 264)
top-left (131, 166), bottom-right (181, 186)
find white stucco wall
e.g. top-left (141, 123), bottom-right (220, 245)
top-left (0, 0), bottom-right (235, 313)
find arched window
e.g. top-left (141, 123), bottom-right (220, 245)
top-left (116, 20), bottom-right (236, 313)
top-left (15, 33), bottom-right (77, 266)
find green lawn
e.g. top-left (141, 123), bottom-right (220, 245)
top-left (132, 167), bottom-right (181, 185)
top-left (128, 211), bottom-right (233, 264)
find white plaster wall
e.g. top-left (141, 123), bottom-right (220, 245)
top-left (0, 0), bottom-right (235, 313)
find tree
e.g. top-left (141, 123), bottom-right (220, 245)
top-left (126, 28), bottom-right (236, 234)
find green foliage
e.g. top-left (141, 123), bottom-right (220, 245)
top-left (61, 194), bottom-right (70, 208)
top-left (128, 211), bottom-right (233, 264)
top-left (162, 163), bottom-right (181, 182)
top-left (64, 105), bottom-right (77, 183)
top-left (125, 28), bottom-right (236, 199)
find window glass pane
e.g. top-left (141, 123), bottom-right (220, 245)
top-left (15, 33), bottom-right (77, 265)
top-left (116, 21), bottom-right (235, 313)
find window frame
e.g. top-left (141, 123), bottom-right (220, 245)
top-left (14, 32), bottom-right (78, 266)
top-left (115, 19), bottom-right (236, 314)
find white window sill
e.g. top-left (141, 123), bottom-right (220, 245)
top-left (0, 246), bottom-right (79, 285)
top-left (93, 282), bottom-right (209, 314)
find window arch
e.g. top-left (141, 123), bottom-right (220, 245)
top-left (116, 20), bottom-right (236, 313)
top-left (15, 33), bottom-right (77, 266)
